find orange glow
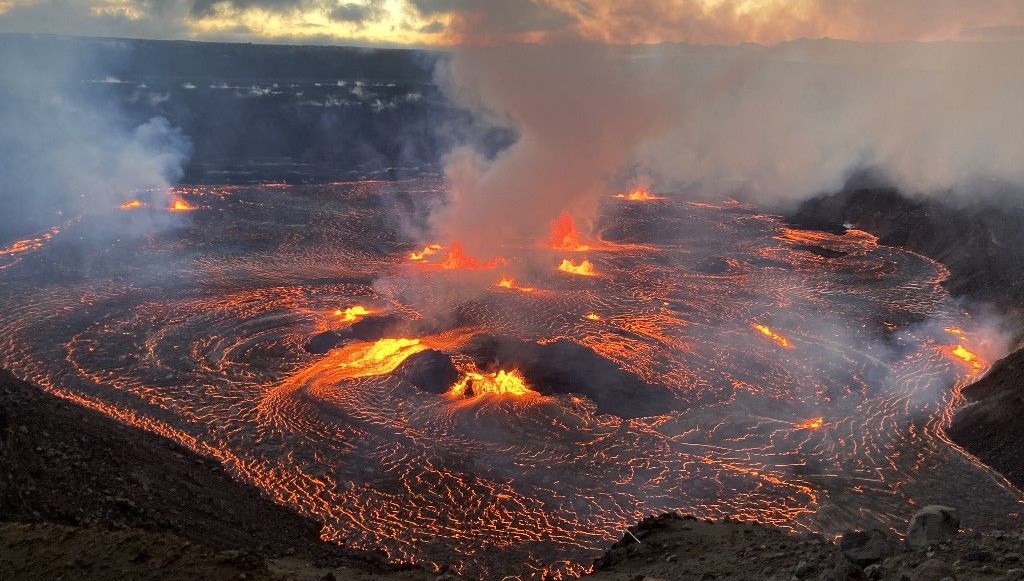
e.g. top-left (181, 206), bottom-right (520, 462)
top-left (450, 369), bottom-right (533, 398)
top-left (944, 326), bottom-right (967, 340)
top-left (168, 197), bottom-right (195, 212)
top-left (548, 211), bottom-right (591, 251)
top-left (0, 226), bottom-right (61, 257)
top-left (558, 258), bottom-right (596, 276)
top-left (614, 187), bottom-right (664, 201)
top-left (793, 417), bottom-right (824, 430)
top-left (495, 276), bottom-right (534, 292)
top-left (946, 344), bottom-right (984, 372)
top-left (752, 323), bottom-right (792, 349)
top-left (409, 243), bottom-right (443, 261)
top-left (584, 312), bottom-right (601, 321)
top-left (335, 338), bottom-right (427, 378)
top-left (439, 241), bottom-right (502, 270)
top-left (333, 305), bottom-right (371, 322)
top-left (119, 199), bottom-right (145, 210)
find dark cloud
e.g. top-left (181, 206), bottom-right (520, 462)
top-left (329, 1), bottom-right (385, 24)
top-left (189, 0), bottom-right (310, 18)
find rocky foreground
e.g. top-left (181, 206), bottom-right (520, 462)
top-left (4, 367), bottom-right (1024, 580)
top-left (0, 368), bottom-right (435, 581)
top-left (589, 510), bottom-right (1024, 581)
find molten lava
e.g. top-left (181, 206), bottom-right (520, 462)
top-left (168, 197), bottom-right (195, 212)
top-left (335, 338), bottom-right (426, 378)
top-left (1, 226), bottom-right (61, 257)
top-left (752, 323), bottom-right (793, 349)
top-left (584, 312), bottom-right (601, 321)
top-left (450, 369), bottom-right (533, 398)
top-left (333, 305), bottom-right (371, 322)
top-left (558, 258), bottom-right (596, 276)
top-left (946, 344), bottom-right (985, 372)
top-left (496, 276), bottom-right (534, 292)
top-left (793, 417), bottom-right (825, 430)
top-left (548, 211), bottom-right (591, 251)
top-left (614, 187), bottom-right (664, 201)
top-left (438, 241), bottom-right (503, 270)
top-left (409, 243), bottom-right (443, 261)
top-left (119, 199), bottom-right (145, 210)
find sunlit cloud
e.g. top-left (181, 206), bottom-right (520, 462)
top-left (0, 0), bottom-right (1022, 45)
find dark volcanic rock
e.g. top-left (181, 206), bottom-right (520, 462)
top-left (304, 314), bottom-right (414, 353)
top-left (464, 335), bottom-right (677, 418)
top-left (306, 330), bottom-right (348, 354)
top-left (840, 529), bottom-right (895, 567)
top-left (948, 348), bottom-right (1024, 487)
top-left (906, 505), bottom-right (960, 548)
top-left (395, 350), bottom-right (459, 394)
top-left (790, 185), bottom-right (1024, 314)
top-left (0, 368), bottom-right (391, 568)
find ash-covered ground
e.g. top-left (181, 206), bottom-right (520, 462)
top-left (0, 181), bottom-right (1019, 579)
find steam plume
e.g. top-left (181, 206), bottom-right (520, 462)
top-left (432, 39), bottom-right (1024, 254)
top-left (0, 37), bottom-right (190, 241)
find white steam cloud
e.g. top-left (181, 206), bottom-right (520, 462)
top-left (433, 40), bottom-right (1024, 254)
top-left (0, 38), bottom-right (190, 240)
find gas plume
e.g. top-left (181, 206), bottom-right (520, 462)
top-left (0, 37), bottom-right (191, 242)
top-left (431, 39), bottom-right (1024, 255)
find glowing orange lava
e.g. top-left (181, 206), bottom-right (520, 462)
top-left (1, 226), bottom-right (61, 257)
top-left (409, 243), bottom-right (442, 261)
top-left (438, 241), bottom-right (502, 270)
top-left (944, 326), bottom-right (967, 340)
top-left (793, 417), bottom-right (825, 430)
top-left (584, 312), bottom-right (601, 321)
top-left (558, 258), bottom-right (596, 276)
top-left (168, 197), bottom-right (195, 212)
top-left (614, 187), bottom-right (664, 201)
top-left (450, 369), bottom-right (533, 398)
top-left (548, 211), bottom-right (591, 251)
top-left (495, 276), bottom-right (534, 292)
top-left (333, 305), bottom-right (371, 322)
top-left (752, 323), bottom-right (792, 349)
top-left (334, 338), bottom-right (427, 378)
top-left (946, 344), bottom-right (985, 372)
top-left (119, 199), bottom-right (145, 210)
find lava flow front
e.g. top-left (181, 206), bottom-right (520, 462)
top-left (0, 180), bottom-right (1016, 580)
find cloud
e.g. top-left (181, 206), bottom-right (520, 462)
top-left (411, 0), bottom-right (1024, 45)
top-left (329, 0), bottom-right (385, 24)
top-left (0, 0), bottom-right (1022, 46)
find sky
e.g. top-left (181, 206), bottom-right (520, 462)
top-left (0, 0), bottom-right (1023, 46)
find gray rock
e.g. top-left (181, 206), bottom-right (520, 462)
top-left (906, 506), bottom-right (959, 548)
top-left (841, 529), bottom-right (896, 567)
top-left (1005, 568), bottom-right (1024, 579)
top-left (909, 558), bottom-right (954, 581)
top-left (818, 554), bottom-right (866, 581)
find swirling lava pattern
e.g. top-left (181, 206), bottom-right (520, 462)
top-left (0, 182), bottom-right (1020, 579)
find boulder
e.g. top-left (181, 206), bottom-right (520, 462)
top-left (906, 506), bottom-right (960, 548)
top-left (908, 558), bottom-right (953, 581)
top-left (840, 529), bottom-right (895, 567)
top-left (818, 554), bottom-right (866, 581)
